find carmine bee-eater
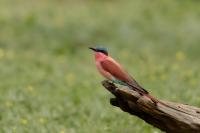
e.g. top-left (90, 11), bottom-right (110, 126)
top-left (89, 47), bottom-right (192, 115)
top-left (89, 47), bottom-right (148, 95)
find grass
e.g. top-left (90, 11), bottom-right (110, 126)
top-left (0, 0), bottom-right (200, 132)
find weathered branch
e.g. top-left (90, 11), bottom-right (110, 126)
top-left (102, 80), bottom-right (200, 133)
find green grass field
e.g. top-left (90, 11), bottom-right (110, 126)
top-left (1, 0), bottom-right (200, 132)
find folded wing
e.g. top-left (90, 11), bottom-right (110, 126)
top-left (100, 58), bottom-right (148, 94)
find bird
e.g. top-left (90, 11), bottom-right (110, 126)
top-left (89, 46), bottom-right (192, 115)
top-left (89, 47), bottom-right (148, 95)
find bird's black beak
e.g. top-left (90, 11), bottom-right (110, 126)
top-left (89, 47), bottom-right (97, 52)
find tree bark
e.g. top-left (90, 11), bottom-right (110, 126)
top-left (102, 80), bottom-right (200, 133)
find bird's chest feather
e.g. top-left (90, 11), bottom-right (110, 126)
top-left (94, 53), bottom-right (108, 75)
top-left (95, 61), bottom-right (114, 80)
top-left (95, 61), bottom-right (105, 75)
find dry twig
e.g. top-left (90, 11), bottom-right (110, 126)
top-left (102, 80), bottom-right (200, 133)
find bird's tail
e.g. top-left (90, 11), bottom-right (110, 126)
top-left (127, 84), bottom-right (159, 103)
top-left (144, 94), bottom-right (193, 115)
top-left (126, 82), bottom-right (149, 94)
top-left (127, 83), bottom-right (192, 115)
top-left (144, 94), bottom-right (160, 104)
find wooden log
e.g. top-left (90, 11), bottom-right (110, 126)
top-left (101, 80), bottom-right (200, 133)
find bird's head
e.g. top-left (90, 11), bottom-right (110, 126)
top-left (89, 47), bottom-right (108, 56)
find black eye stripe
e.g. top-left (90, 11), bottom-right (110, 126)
top-left (101, 51), bottom-right (108, 55)
top-left (96, 49), bottom-right (108, 55)
top-left (100, 50), bottom-right (105, 53)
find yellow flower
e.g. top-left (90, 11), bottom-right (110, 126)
top-left (5, 101), bottom-right (13, 107)
top-left (0, 48), bottom-right (5, 59)
top-left (38, 117), bottom-right (45, 124)
top-left (21, 119), bottom-right (28, 125)
top-left (65, 73), bottom-right (76, 85)
top-left (175, 51), bottom-right (185, 61)
top-left (13, 126), bottom-right (17, 131)
top-left (26, 85), bottom-right (34, 92)
top-left (60, 129), bottom-right (65, 133)
top-left (189, 79), bottom-right (197, 86)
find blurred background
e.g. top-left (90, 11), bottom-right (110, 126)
top-left (0, 0), bottom-right (200, 132)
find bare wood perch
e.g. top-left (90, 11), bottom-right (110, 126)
top-left (102, 80), bottom-right (200, 133)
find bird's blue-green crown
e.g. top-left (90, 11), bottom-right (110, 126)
top-left (95, 47), bottom-right (108, 55)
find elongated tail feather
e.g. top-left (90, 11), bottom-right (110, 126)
top-left (125, 82), bottom-right (192, 115)
top-left (144, 94), bottom-right (193, 115)
top-left (126, 82), bottom-right (149, 94)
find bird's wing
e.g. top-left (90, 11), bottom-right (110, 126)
top-left (100, 58), bottom-right (148, 94)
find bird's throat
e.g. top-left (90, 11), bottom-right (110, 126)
top-left (95, 52), bottom-right (107, 61)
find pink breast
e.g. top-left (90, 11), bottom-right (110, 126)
top-left (94, 52), bottom-right (114, 80)
top-left (95, 60), bottom-right (114, 80)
